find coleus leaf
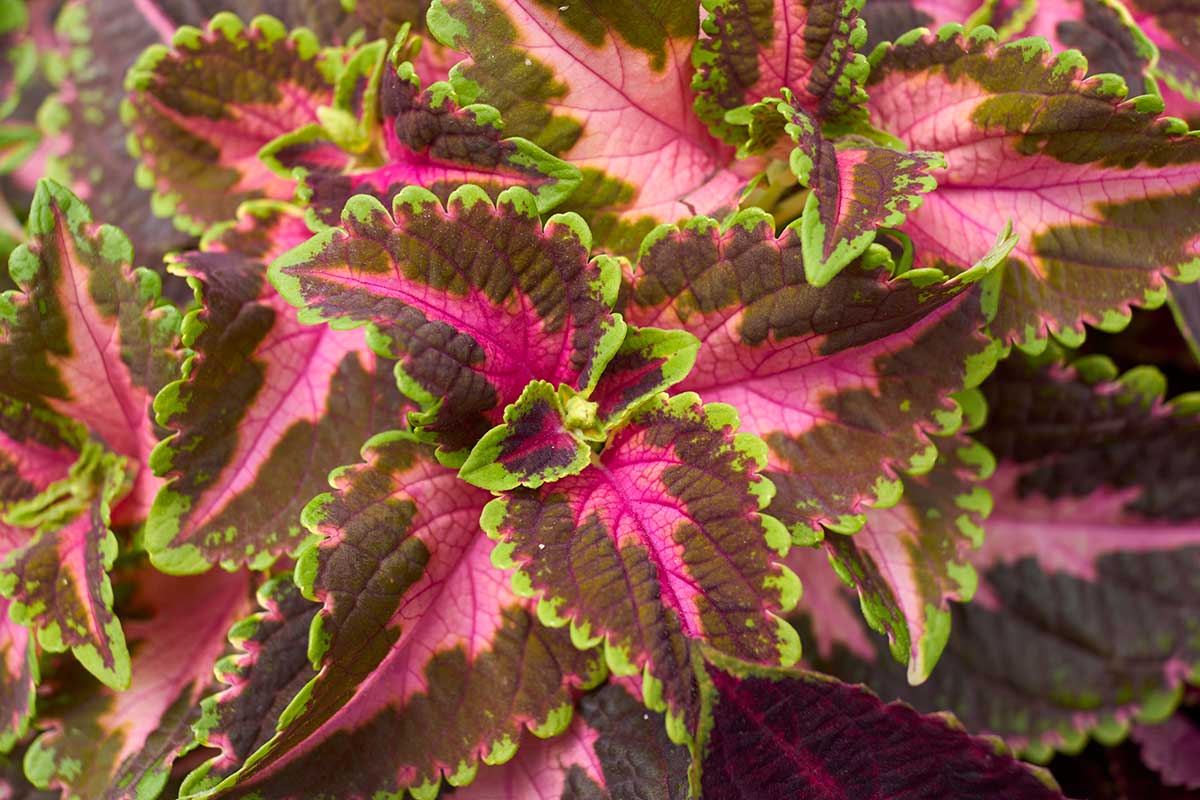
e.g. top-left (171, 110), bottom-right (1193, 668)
top-left (427, 0), bottom-right (748, 255)
top-left (692, 0), bottom-right (871, 144)
top-left (459, 380), bottom-right (593, 492)
top-left (0, 179), bottom-right (181, 524)
top-left (0, 444), bottom-right (130, 690)
top-left (23, 568), bottom-right (250, 800)
top-left (457, 683), bottom-right (690, 800)
top-left (589, 326), bottom-right (701, 433)
top-left (1131, 711), bottom-right (1200, 789)
top-left (265, 40), bottom-right (579, 227)
top-left (799, 356), bottom-right (1200, 758)
top-left (861, 0), bottom-right (991, 49)
top-left (697, 654), bottom-right (1066, 799)
top-left (820, 430), bottom-right (992, 685)
top-left (124, 13), bottom-right (340, 234)
top-left (625, 208), bottom-right (1011, 535)
top-left (1120, 0), bottom-right (1200, 122)
top-left (1167, 282), bottom-right (1200, 363)
top-left (187, 577), bottom-right (319, 790)
top-left (148, 202), bottom-right (412, 574)
top-left (483, 393), bottom-right (800, 742)
top-left (1012, 0), bottom-right (1157, 95)
top-left (0, 0), bottom-right (34, 121)
top-left (865, 25), bottom-right (1200, 350)
top-left (776, 95), bottom-right (944, 285)
top-left (270, 184), bottom-right (625, 463)
top-left (0, 597), bottom-right (35, 752)
top-left (185, 431), bottom-right (603, 800)
top-left (1052, 738), bottom-right (1200, 800)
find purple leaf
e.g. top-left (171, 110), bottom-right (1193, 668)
top-left (23, 568), bottom-right (250, 800)
top-left (589, 326), bottom-right (700, 432)
top-left (186, 431), bottom-right (603, 799)
top-left (147, 203), bottom-right (411, 574)
top-left (693, 0), bottom-right (870, 143)
top-left (625, 209), bottom-right (1009, 535)
top-left (483, 393), bottom-right (799, 742)
top-left (1131, 712), bottom-right (1200, 789)
top-left (699, 656), bottom-right (1065, 799)
top-left (1121, 0), bottom-right (1200, 123)
top-left (125, 14), bottom-right (339, 234)
top-left (865, 26), bottom-right (1200, 349)
top-left (270, 184), bottom-right (625, 463)
top-left (428, 0), bottom-right (750, 255)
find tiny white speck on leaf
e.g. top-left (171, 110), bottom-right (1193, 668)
top-left (524, 58), bottom-right (532, 66)
top-left (538, 543), bottom-right (546, 549)
top-left (559, 4), bottom-right (569, 9)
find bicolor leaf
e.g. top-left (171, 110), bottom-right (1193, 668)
top-left (270, 185), bottom-right (625, 463)
top-left (625, 209), bottom-right (1010, 536)
top-left (797, 357), bottom-right (1200, 759)
top-left (457, 683), bottom-right (690, 800)
top-left (1013, 0), bottom-right (1157, 95)
top-left (865, 26), bottom-right (1200, 349)
top-left (0, 445), bottom-right (129, 690)
top-left (187, 577), bottom-right (319, 791)
top-left (861, 0), bottom-right (992, 49)
top-left (0, 180), bottom-right (181, 523)
top-left (698, 655), bottom-right (1065, 798)
top-left (428, 0), bottom-right (748, 255)
top-left (125, 13), bottom-right (340, 234)
top-left (779, 96), bottom-right (944, 285)
top-left (821, 432), bottom-right (992, 685)
top-left (0, 597), bottom-right (35, 752)
top-left (186, 431), bottom-right (603, 799)
top-left (266, 42), bottom-right (579, 227)
top-left (148, 203), bottom-right (411, 574)
top-left (483, 393), bottom-right (799, 742)
top-left (23, 568), bottom-right (250, 800)
top-left (693, 0), bottom-right (870, 144)
top-left (589, 326), bottom-right (701, 433)
top-left (1121, 0), bottom-right (1200, 118)
top-left (0, 395), bottom-right (86, 514)
top-left (459, 381), bottom-right (592, 492)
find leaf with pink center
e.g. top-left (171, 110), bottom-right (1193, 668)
top-left (459, 381), bottom-right (592, 492)
top-left (692, 0), bottom-right (871, 145)
top-left (697, 654), bottom-right (1066, 798)
top-left (795, 356), bottom-right (1200, 759)
top-left (865, 26), bottom-right (1200, 350)
top-left (625, 208), bottom-right (1011, 536)
top-left (147, 203), bottom-right (412, 574)
top-left (457, 683), bottom-right (690, 800)
top-left (23, 568), bottom-right (250, 800)
top-left (588, 327), bottom-right (701, 433)
top-left (184, 431), bottom-right (603, 800)
top-left (264, 39), bottom-right (580, 227)
top-left (774, 96), bottom-right (945, 285)
top-left (0, 180), bottom-right (181, 523)
top-left (1120, 0), bottom-right (1200, 117)
top-left (1008, 0), bottom-right (1158, 95)
top-left (124, 13), bottom-right (340, 234)
top-left (0, 444), bottom-right (130, 690)
top-left (427, 0), bottom-right (749, 255)
top-left (270, 184), bottom-right (625, 464)
top-left (483, 393), bottom-right (800, 742)
top-left (0, 597), bottom-right (35, 752)
top-left (822, 431), bottom-right (992, 685)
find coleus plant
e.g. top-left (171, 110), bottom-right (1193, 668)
top-left (0, 0), bottom-right (1198, 797)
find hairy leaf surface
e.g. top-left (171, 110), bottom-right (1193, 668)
top-left (271, 185), bottom-right (624, 463)
top-left (484, 393), bottom-right (799, 741)
top-left (866, 27), bottom-right (1200, 348)
top-left (149, 203), bottom-right (411, 574)
top-left (187, 432), bottom-right (603, 799)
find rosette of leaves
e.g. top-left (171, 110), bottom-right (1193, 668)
top-left (0, 0), bottom-right (1199, 798)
